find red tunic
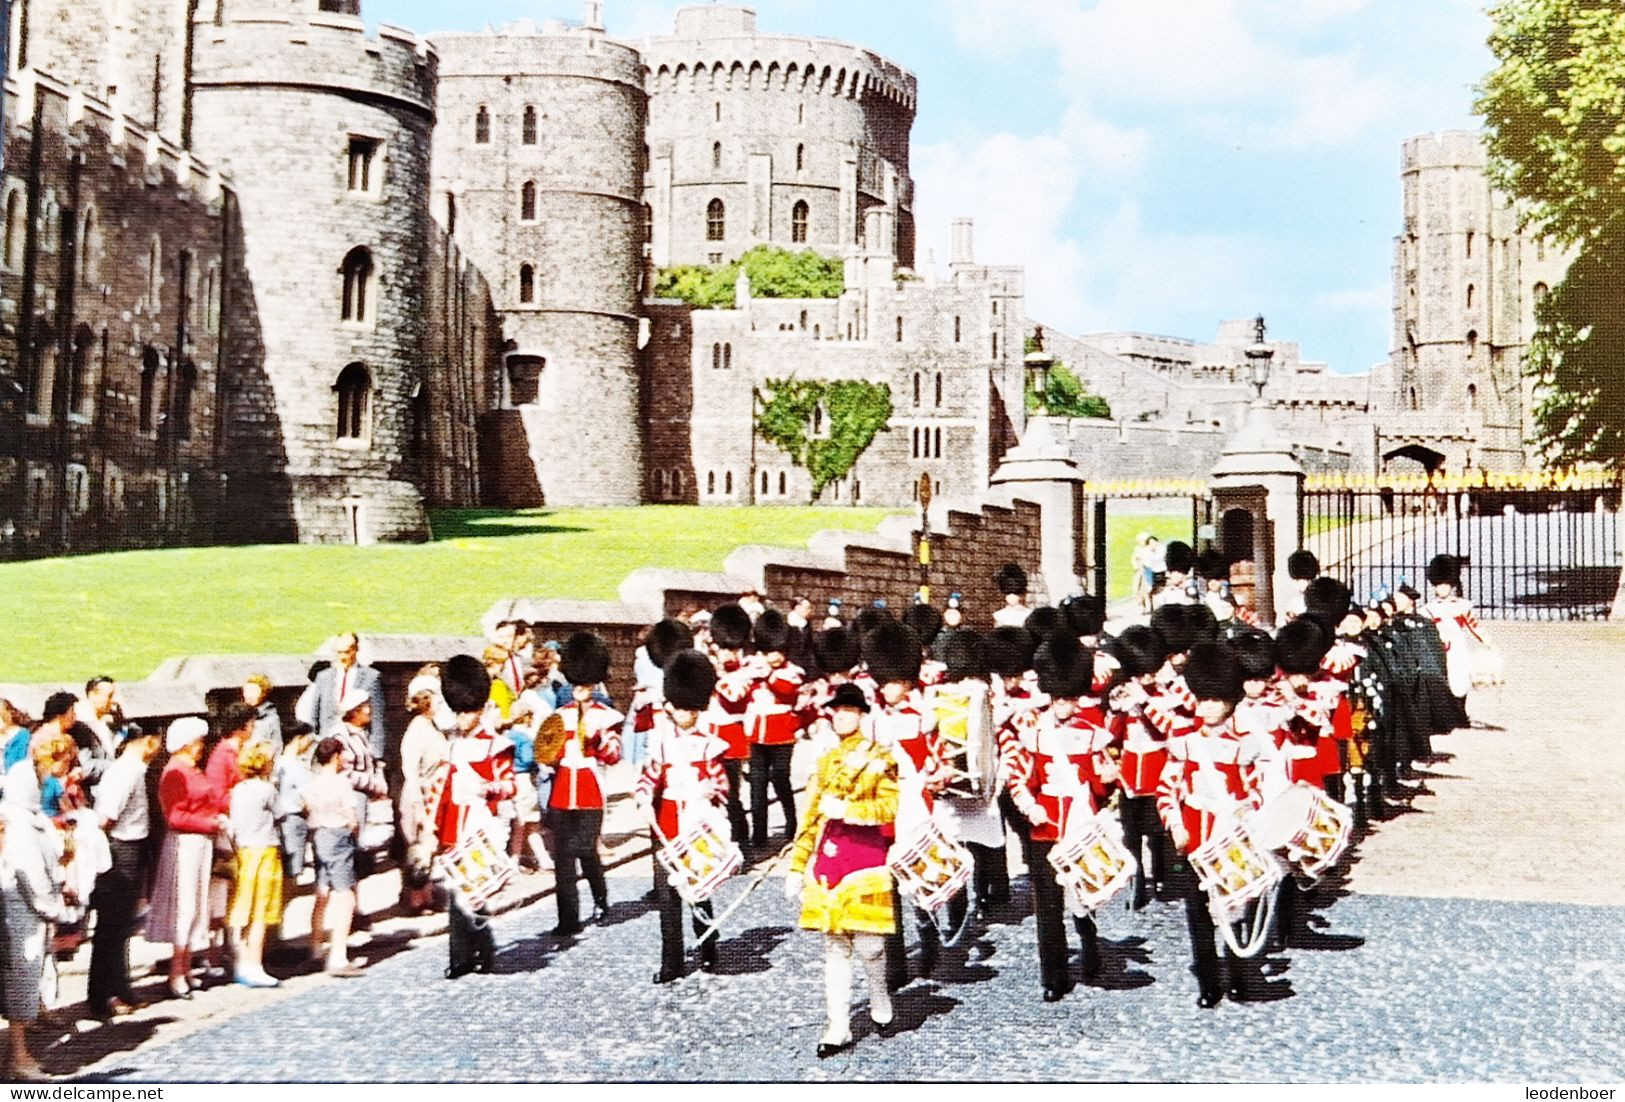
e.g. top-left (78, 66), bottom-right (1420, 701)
top-left (547, 701), bottom-right (624, 811)
top-left (1004, 705), bottom-right (1116, 842)
top-left (710, 659), bottom-right (755, 761)
top-left (434, 725), bottom-right (517, 848)
top-left (747, 661), bottom-right (805, 746)
top-left (1155, 720), bottom-right (1266, 855)
top-left (634, 717), bottom-right (729, 840)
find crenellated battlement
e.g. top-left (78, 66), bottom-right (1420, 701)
top-left (432, 27), bottom-right (644, 90)
top-left (190, 7), bottom-right (437, 118)
top-left (643, 46), bottom-right (917, 112)
top-left (1402, 129), bottom-right (1487, 173)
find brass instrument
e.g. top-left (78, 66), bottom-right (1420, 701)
top-left (533, 712), bottom-right (570, 768)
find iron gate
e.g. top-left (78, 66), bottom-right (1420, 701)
top-left (1300, 471), bottom-right (1622, 621)
top-left (1085, 479), bottom-right (1214, 608)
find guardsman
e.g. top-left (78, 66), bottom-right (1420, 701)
top-left (992, 563), bottom-right (1032, 627)
top-left (1107, 625), bottom-right (1178, 909)
top-left (746, 609), bottom-right (804, 848)
top-left (546, 632), bottom-right (622, 936)
top-left (705, 603), bottom-right (757, 844)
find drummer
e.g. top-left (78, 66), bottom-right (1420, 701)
top-left (928, 631), bottom-right (1009, 912)
top-left (1155, 643), bottom-right (1270, 1008)
top-left (635, 651), bottom-right (730, 984)
top-left (1005, 632), bottom-right (1119, 1003)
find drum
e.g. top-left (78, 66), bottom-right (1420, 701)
top-left (1188, 822), bottom-right (1282, 928)
top-left (1048, 812), bottom-right (1137, 918)
top-left (932, 682), bottom-right (997, 798)
top-left (1248, 783), bottom-right (1351, 882)
top-left (655, 815), bottom-right (744, 905)
top-left (435, 825), bottom-right (518, 912)
top-left (887, 818), bottom-right (973, 915)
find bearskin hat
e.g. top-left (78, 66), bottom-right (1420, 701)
top-left (1426, 553), bottom-right (1461, 589)
top-left (662, 650), bottom-right (717, 712)
top-left (1108, 624), bottom-right (1167, 679)
top-left (1225, 629), bottom-right (1277, 683)
top-left (708, 603), bottom-right (754, 651)
top-left (1304, 576), bottom-right (1355, 630)
top-left (1194, 548), bottom-right (1230, 582)
top-left (1150, 603), bottom-right (1199, 656)
top-left (942, 630), bottom-right (988, 683)
top-left (1189, 602), bottom-right (1220, 646)
top-left (852, 606), bottom-right (895, 640)
top-left (811, 626), bottom-right (862, 678)
top-left (752, 608), bottom-right (791, 655)
top-left (1275, 618), bottom-right (1330, 676)
top-left (1033, 631), bottom-right (1094, 700)
top-left (560, 631), bottom-right (611, 688)
top-left (441, 654), bottom-right (492, 714)
top-left (985, 626), bottom-right (1038, 679)
top-left (863, 621), bottom-right (923, 687)
top-left (995, 562), bottom-right (1028, 596)
top-left (901, 602), bottom-right (943, 645)
top-left (645, 618), bottom-right (694, 668)
top-left (1183, 643), bottom-right (1244, 705)
top-left (1287, 549), bottom-right (1321, 581)
top-left (1024, 606), bottom-right (1063, 638)
top-left (1164, 540), bottom-right (1195, 575)
top-left (1060, 593), bottom-right (1106, 639)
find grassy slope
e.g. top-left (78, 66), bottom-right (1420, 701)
top-left (1, 507), bottom-right (896, 683)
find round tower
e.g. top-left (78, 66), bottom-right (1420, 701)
top-left (431, 17), bottom-right (646, 506)
top-left (639, 5), bottom-right (918, 269)
top-left (188, 0), bottom-right (437, 543)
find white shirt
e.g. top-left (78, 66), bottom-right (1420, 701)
top-left (94, 753), bottom-right (151, 841)
top-left (230, 778), bottom-right (279, 848)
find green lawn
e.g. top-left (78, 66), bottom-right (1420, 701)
top-left (1, 507), bottom-right (897, 684)
top-left (1102, 512), bottom-right (1194, 603)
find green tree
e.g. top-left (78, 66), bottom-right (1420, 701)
top-left (1025, 362), bottom-right (1112, 420)
top-left (654, 245), bottom-right (843, 308)
top-left (1478, 0), bottom-right (1625, 467)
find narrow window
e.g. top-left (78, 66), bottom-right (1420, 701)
top-left (147, 238), bottom-right (162, 310)
top-left (707, 471), bottom-right (716, 495)
top-left (519, 264), bottom-right (535, 304)
top-left (723, 343), bottom-right (732, 370)
top-left (761, 470), bottom-right (769, 495)
top-left (69, 327), bottom-right (93, 415)
top-left (3, 191), bottom-right (18, 268)
top-left (139, 347), bottom-right (160, 432)
top-left (954, 316), bottom-right (961, 343)
top-left (896, 316), bottom-right (904, 342)
top-left (712, 141), bottom-right (722, 170)
top-left (522, 105), bottom-right (537, 145)
top-left (1533, 282), bottom-right (1549, 304)
top-left (341, 247), bottom-right (373, 322)
top-left (725, 471), bottom-right (733, 495)
top-left (714, 101), bottom-right (721, 123)
top-left (1466, 329), bottom-right (1478, 357)
top-left (853, 480), bottom-right (861, 502)
top-left (911, 427), bottom-right (919, 459)
top-left (521, 181), bottom-right (537, 221)
top-left (797, 103), bottom-right (804, 125)
top-left (912, 372), bottom-right (921, 406)
top-left (79, 210), bottom-right (97, 287)
top-left (642, 203), bottom-right (653, 245)
top-left (992, 333), bottom-right (999, 358)
top-left (174, 361), bottom-right (196, 441)
top-left (707, 198), bottom-right (725, 242)
top-left (778, 471), bottom-right (786, 495)
top-left (712, 343), bottom-right (721, 370)
top-left (347, 137), bottom-right (379, 194)
top-left (1409, 386), bottom-right (1419, 411)
top-left (1466, 284), bottom-right (1475, 309)
top-left (934, 427), bottom-right (943, 457)
top-left (792, 200), bottom-right (809, 244)
top-left (335, 362), bottom-right (370, 440)
top-left (795, 143), bottom-right (805, 172)
top-left (1467, 383), bottom-right (1478, 411)
top-left (475, 106), bottom-right (490, 144)
top-left (1465, 230), bottom-right (1475, 259)
top-left (935, 373), bottom-right (943, 407)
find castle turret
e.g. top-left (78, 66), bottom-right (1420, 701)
top-left (430, 16), bottom-right (646, 506)
top-left (188, 0), bottom-right (438, 542)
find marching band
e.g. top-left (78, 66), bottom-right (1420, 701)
top-left (424, 553), bottom-right (1489, 1056)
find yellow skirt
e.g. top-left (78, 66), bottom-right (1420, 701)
top-left (228, 846), bottom-right (285, 928)
top-left (798, 866), bottom-right (896, 935)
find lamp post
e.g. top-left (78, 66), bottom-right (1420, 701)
top-left (1245, 314), bottom-right (1273, 402)
top-left (1024, 349), bottom-right (1055, 402)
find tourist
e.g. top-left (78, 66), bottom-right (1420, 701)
top-left (483, 645), bottom-right (517, 721)
top-left (0, 699), bottom-right (28, 771)
top-left (75, 676), bottom-right (122, 789)
top-left (147, 716), bottom-right (221, 1000)
top-left (5, 692), bottom-right (75, 774)
top-left (1, 773), bottom-right (77, 1081)
top-left (309, 634), bottom-right (387, 758)
top-left (328, 690), bottom-right (389, 856)
top-left (272, 723), bottom-right (316, 880)
top-left (1131, 533), bottom-right (1161, 614)
top-left (87, 724), bottom-right (162, 1020)
top-left (398, 674), bottom-right (449, 914)
top-left (228, 742), bottom-right (283, 988)
top-left (242, 675), bottom-right (283, 754)
top-left (304, 737), bottom-right (363, 977)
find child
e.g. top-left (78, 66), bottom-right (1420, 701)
top-left (304, 737), bottom-right (363, 977)
top-left (272, 724), bottom-right (316, 882)
top-left (229, 742), bottom-right (283, 987)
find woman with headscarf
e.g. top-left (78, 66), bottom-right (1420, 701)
top-left (146, 717), bottom-right (224, 1000)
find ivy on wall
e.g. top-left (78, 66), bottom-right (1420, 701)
top-left (655, 246), bottom-right (844, 309)
top-left (756, 379), bottom-right (893, 501)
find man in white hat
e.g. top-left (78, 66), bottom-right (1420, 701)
top-left (309, 634), bottom-right (387, 758)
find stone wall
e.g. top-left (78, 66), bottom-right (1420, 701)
top-left (0, 75), bottom-right (233, 560)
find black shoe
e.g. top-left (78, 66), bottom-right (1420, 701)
top-left (653, 967), bottom-right (682, 985)
top-left (872, 1015), bottom-right (899, 1037)
top-left (445, 965), bottom-right (473, 980)
top-left (917, 944), bottom-right (939, 980)
top-left (1081, 944), bottom-right (1101, 982)
top-left (588, 902), bottom-right (609, 925)
top-left (698, 944), bottom-right (720, 973)
top-left (1042, 985), bottom-right (1067, 1003)
top-left (1130, 887), bottom-right (1150, 911)
top-left (1197, 988), bottom-right (1223, 1009)
top-left (474, 958), bottom-right (495, 975)
top-left (817, 1039), bottom-right (854, 1059)
top-left (1226, 978), bottom-right (1248, 1003)
top-left (552, 923), bottom-right (584, 937)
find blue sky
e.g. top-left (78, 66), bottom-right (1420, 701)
top-left (372, 0), bottom-right (1494, 376)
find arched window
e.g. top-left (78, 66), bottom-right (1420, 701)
top-left (724, 471), bottom-right (733, 495)
top-left (1466, 284), bottom-right (1475, 309)
top-left (335, 362), bottom-right (370, 441)
top-left (934, 427), bottom-right (943, 457)
top-left (911, 373), bottom-right (921, 407)
top-left (1466, 329), bottom-right (1478, 356)
top-left (174, 360), bottom-right (196, 441)
top-left (522, 105), bottom-right (537, 145)
top-left (1467, 383), bottom-right (1478, 411)
top-left (1465, 230), bottom-right (1475, 259)
top-left (778, 471), bottom-right (786, 495)
top-left (707, 470), bottom-right (716, 495)
top-left (3, 190), bottom-right (19, 268)
top-left (341, 246), bottom-right (373, 323)
top-left (707, 198), bottom-right (725, 242)
top-left (712, 343), bottom-right (722, 370)
top-left (723, 343), bottom-right (732, 370)
top-left (24, 322), bottom-right (50, 416)
top-left (713, 142), bottom-right (723, 171)
top-left (139, 347), bottom-right (160, 432)
top-left (69, 326), bottom-right (93, 415)
top-left (796, 144), bottom-right (805, 172)
top-left (761, 470), bottom-right (769, 495)
top-left (1533, 281), bottom-right (1549, 304)
top-left (792, 200), bottom-right (809, 243)
top-left (911, 427), bottom-right (919, 458)
top-left (519, 263), bottom-right (535, 304)
top-left (80, 209), bottom-right (98, 287)
top-left (935, 373), bottom-right (943, 407)
top-left (475, 106), bottom-right (490, 144)
top-left (520, 181), bottom-right (537, 222)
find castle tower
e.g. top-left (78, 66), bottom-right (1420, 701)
top-left (638, 5), bottom-right (918, 269)
top-left (430, 13), bottom-right (646, 506)
top-left (1390, 131), bottom-right (1571, 469)
top-left (188, 0), bottom-right (438, 542)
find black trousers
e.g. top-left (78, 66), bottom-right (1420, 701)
top-left (968, 841), bottom-right (1009, 904)
top-left (1119, 795), bottom-right (1167, 892)
top-left (448, 897), bottom-right (495, 975)
top-left (720, 759), bottom-right (750, 843)
top-left (654, 855), bottom-right (716, 976)
top-left (1175, 860), bottom-right (1252, 999)
top-left (88, 838), bottom-right (145, 1008)
top-left (547, 808), bottom-right (608, 930)
top-left (748, 743), bottom-right (796, 845)
top-left (1027, 838), bottom-right (1097, 993)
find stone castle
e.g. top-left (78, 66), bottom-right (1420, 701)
top-left (0, 0), bottom-right (1561, 559)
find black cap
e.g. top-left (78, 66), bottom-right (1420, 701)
top-left (829, 682), bottom-right (871, 713)
top-left (864, 621), bottom-right (924, 686)
top-left (996, 562), bottom-right (1029, 596)
top-left (1287, 550), bottom-right (1320, 581)
top-left (1108, 624), bottom-right (1167, 678)
top-left (985, 626), bottom-right (1038, 678)
top-left (752, 608), bottom-right (791, 654)
top-left (942, 631), bottom-right (988, 683)
top-left (1275, 618), bottom-right (1330, 676)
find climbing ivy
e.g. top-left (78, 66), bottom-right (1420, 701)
top-left (756, 379), bottom-right (893, 501)
top-left (655, 245), bottom-right (844, 308)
